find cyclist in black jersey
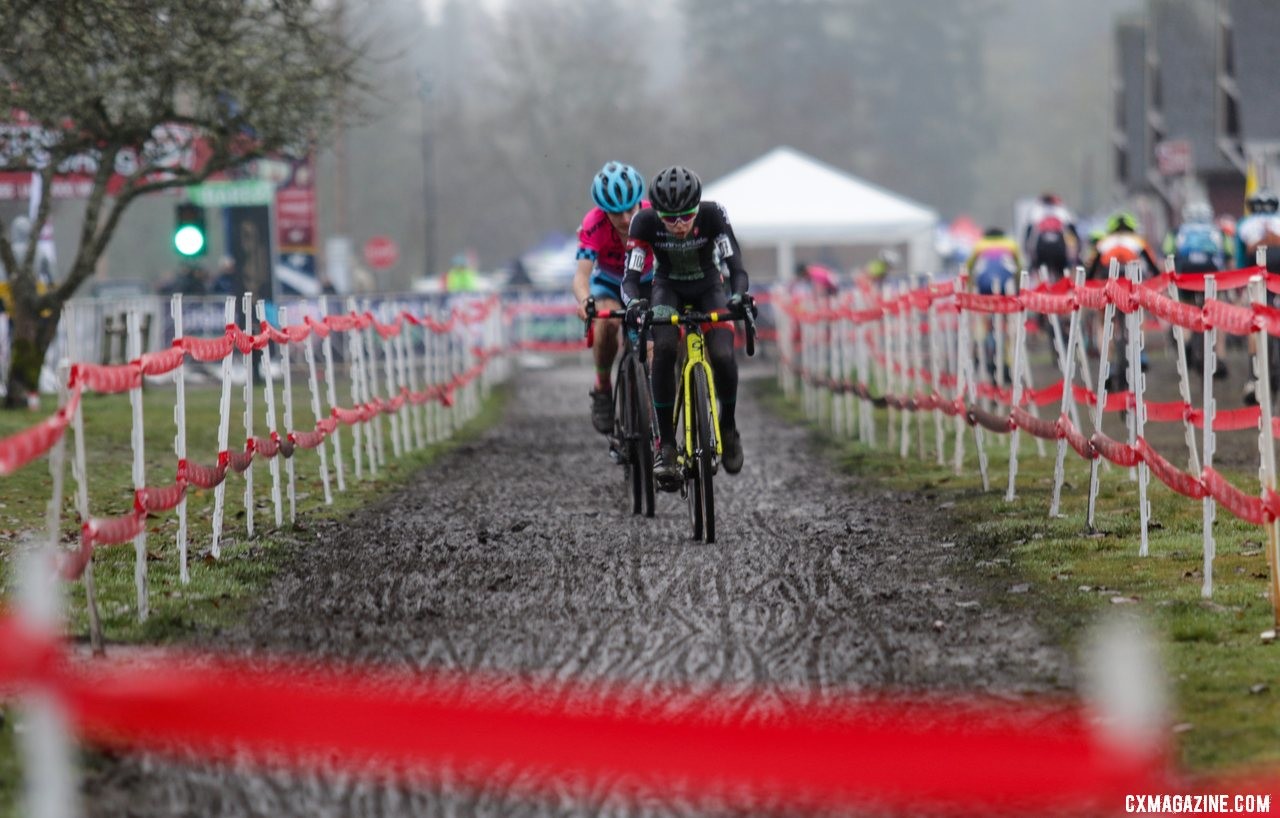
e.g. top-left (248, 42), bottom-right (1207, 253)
top-left (621, 165), bottom-right (751, 491)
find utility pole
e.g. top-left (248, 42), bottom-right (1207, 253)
top-left (418, 70), bottom-right (437, 281)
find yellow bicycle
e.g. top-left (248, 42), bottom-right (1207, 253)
top-left (641, 301), bottom-right (756, 542)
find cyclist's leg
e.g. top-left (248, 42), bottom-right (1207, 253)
top-left (649, 279), bottom-right (681, 449)
top-left (691, 284), bottom-right (745, 472)
top-left (690, 284), bottom-right (738, 431)
top-left (587, 272), bottom-right (623, 433)
top-left (588, 271), bottom-right (624, 390)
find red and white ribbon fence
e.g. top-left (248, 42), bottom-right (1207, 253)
top-left (0, 290), bottom-right (596, 634)
top-left (773, 255), bottom-right (1280, 627)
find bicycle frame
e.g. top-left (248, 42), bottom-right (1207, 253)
top-left (677, 324), bottom-right (722, 462)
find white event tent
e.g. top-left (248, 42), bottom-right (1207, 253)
top-left (702, 146), bottom-right (939, 280)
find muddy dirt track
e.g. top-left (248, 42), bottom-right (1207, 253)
top-left (83, 361), bottom-right (1074, 817)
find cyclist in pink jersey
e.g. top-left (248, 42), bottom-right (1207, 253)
top-left (572, 162), bottom-right (654, 433)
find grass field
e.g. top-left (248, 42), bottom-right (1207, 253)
top-left (764, 378), bottom-right (1280, 776)
top-left (0, 374), bottom-right (508, 815)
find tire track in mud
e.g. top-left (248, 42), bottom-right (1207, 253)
top-left (84, 361), bottom-right (1073, 817)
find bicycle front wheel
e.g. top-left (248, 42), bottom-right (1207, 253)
top-left (691, 364), bottom-right (716, 543)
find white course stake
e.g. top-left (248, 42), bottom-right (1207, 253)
top-left (926, 275), bottom-right (946, 465)
top-left (1088, 260), bottom-right (1122, 529)
top-left (211, 296), bottom-right (236, 557)
top-left (1251, 275), bottom-right (1279, 621)
top-left (859, 304), bottom-right (877, 446)
top-left (1164, 268), bottom-right (1202, 477)
top-left (127, 311), bottom-right (148, 621)
top-left (318, 297), bottom-right (346, 492)
top-left (279, 306), bottom-right (298, 523)
top-left (422, 308), bottom-right (438, 445)
top-left (381, 304), bottom-right (403, 460)
top-left (910, 285), bottom-right (927, 461)
top-left (1006, 272), bottom-right (1029, 502)
top-left (883, 294), bottom-right (897, 452)
top-left (404, 308), bottom-right (427, 451)
top-left (1202, 276), bottom-right (1218, 598)
top-left (897, 286), bottom-right (912, 459)
top-left (16, 546), bottom-right (79, 818)
top-left (68, 343), bottom-right (103, 653)
top-left (255, 300), bottom-right (284, 529)
top-left (241, 292), bottom-right (255, 539)
top-left (1039, 266), bottom-right (1083, 433)
top-left (1050, 269), bottom-right (1086, 518)
top-left (172, 295), bottom-right (190, 583)
top-left (995, 282), bottom-right (1009, 416)
top-left (828, 303), bottom-right (842, 437)
top-left (344, 299), bottom-right (366, 480)
top-left (359, 302), bottom-right (383, 472)
top-left (958, 291), bottom-right (991, 491)
top-left (1123, 264), bottom-right (1140, 484)
top-left (302, 317), bottom-right (334, 505)
top-left (842, 309), bottom-right (857, 439)
top-left (1127, 263), bottom-right (1151, 556)
top-left (394, 304), bottom-right (414, 454)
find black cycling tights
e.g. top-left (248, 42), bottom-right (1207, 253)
top-left (649, 282), bottom-right (738, 448)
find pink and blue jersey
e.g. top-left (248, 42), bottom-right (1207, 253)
top-left (577, 203), bottom-right (654, 286)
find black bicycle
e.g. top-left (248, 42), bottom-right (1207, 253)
top-left (585, 299), bottom-right (656, 517)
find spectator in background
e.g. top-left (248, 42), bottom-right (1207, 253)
top-left (852, 249), bottom-right (899, 301)
top-left (210, 256), bottom-right (240, 296)
top-left (159, 263), bottom-right (209, 296)
top-left (506, 256), bottom-right (533, 288)
top-left (445, 253), bottom-right (481, 293)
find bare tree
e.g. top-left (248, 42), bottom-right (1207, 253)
top-left (0, 0), bottom-right (361, 405)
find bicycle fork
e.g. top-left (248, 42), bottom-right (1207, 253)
top-left (681, 333), bottom-right (723, 467)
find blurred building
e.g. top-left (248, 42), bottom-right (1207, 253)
top-left (1112, 0), bottom-right (1280, 220)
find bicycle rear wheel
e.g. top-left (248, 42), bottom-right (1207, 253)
top-left (692, 365), bottom-right (716, 543)
top-left (630, 355), bottom-right (656, 517)
top-left (617, 356), bottom-right (643, 515)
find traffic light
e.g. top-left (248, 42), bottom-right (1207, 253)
top-left (173, 202), bottom-right (207, 257)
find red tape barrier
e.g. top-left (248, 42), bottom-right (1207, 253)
top-left (0, 613), bottom-right (1179, 815)
top-left (778, 265), bottom-right (1280, 338)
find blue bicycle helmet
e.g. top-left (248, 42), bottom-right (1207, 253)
top-left (591, 162), bottom-right (645, 213)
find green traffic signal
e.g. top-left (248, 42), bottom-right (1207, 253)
top-left (174, 202), bottom-right (207, 258)
top-left (174, 224), bottom-right (206, 256)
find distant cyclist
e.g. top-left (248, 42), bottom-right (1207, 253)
top-left (967, 226), bottom-right (1021, 296)
top-left (965, 227), bottom-right (1021, 382)
top-left (1088, 212), bottom-right (1158, 389)
top-left (1236, 190), bottom-right (1280, 269)
top-left (1171, 201), bottom-right (1227, 376)
top-left (1236, 191), bottom-right (1280, 405)
top-left (1087, 212), bottom-right (1159, 279)
top-left (1024, 192), bottom-right (1081, 283)
top-left (572, 162), bottom-right (653, 434)
top-left (621, 165), bottom-right (750, 491)
top-left (1173, 201), bottom-right (1226, 275)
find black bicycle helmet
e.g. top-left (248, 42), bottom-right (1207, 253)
top-left (1256, 190), bottom-right (1279, 214)
top-left (649, 165), bottom-right (702, 213)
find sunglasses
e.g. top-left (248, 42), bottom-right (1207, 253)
top-left (658, 209), bottom-right (698, 225)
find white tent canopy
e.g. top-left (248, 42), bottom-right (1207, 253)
top-left (702, 146), bottom-right (939, 279)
